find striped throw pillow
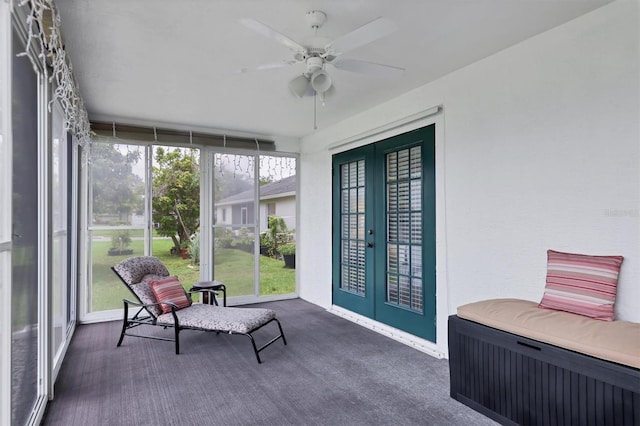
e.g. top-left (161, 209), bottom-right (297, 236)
top-left (539, 250), bottom-right (623, 321)
top-left (151, 276), bottom-right (192, 314)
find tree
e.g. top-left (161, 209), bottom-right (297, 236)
top-left (259, 175), bottom-right (274, 186)
top-left (91, 143), bottom-right (144, 224)
top-left (214, 165), bottom-right (253, 200)
top-left (152, 147), bottom-right (200, 254)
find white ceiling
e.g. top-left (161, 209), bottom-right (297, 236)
top-left (54, 0), bottom-right (612, 140)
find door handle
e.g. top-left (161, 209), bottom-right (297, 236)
top-left (367, 242), bottom-right (374, 248)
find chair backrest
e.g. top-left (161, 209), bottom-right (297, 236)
top-left (112, 256), bottom-right (170, 318)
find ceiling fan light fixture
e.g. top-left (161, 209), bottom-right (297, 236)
top-left (310, 69), bottom-right (332, 93)
top-left (288, 74), bottom-right (310, 98)
top-left (241, 10), bottom-right (401, 126)
top-left (319, 85), bottom-right (336, 105)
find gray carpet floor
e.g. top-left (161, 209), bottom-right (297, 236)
top-left (42, 299), bottom-right (496, 426)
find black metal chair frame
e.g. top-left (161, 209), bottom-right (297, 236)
top-left (111, 266), bottom-right (287, 363)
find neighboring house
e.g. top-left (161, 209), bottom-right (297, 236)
top-left (215, 175), bottom-right (296, 231)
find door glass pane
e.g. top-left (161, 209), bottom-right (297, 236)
top-left (0, 141), bottom-right (5, 245)
top-left (386, 147), bottom-right (423, 312)
top-left (90, 143), bottom-right (145, 227)
top-left (51, 103), bottom-right (67, 364)
top-left (67, 141), bottom-right (78, 327)
top-left (90, 228), bottom-right (145, 311)
top-left (258, 155), bottom-right (296, 296)
top-left (11, 30), bottom-right (40, 423)
top-left (213, 153), bottom-right (256, 297)
top-left (339, 160), bottom-right (366, 295)
top-left (0, 16), bottom-right (8, 423)
top-left (151, 146), bottom-right (200, 290)
top-left (88, 143), bottom-right (146, 312)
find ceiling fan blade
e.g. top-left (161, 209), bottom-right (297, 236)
top-left (256, 60), bottom-right (295, 71)
top-left (234, 60), bottom-right (294, 74)
top-left (325, 17), bottom-right (397, 56)
top-left (239, 18), bottom-right (308, 55)
top-left (332, 59), bottom-right (404, 78)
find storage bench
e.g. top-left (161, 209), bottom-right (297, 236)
top-left (448, 299), bottom-right (640, 426)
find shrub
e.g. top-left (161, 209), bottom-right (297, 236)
top-left (278, 243), bottom-right (295, 256)
top-left (110, 230), bottom-right (132, 250)
top-left (215, 228), bottom-right (234, 248)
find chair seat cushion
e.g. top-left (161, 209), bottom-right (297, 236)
top-left (134, 274), bottom-right (170, 317)
top-left (113, 256), bottom-right (170, 286)
top-left (156, 304), bottom-right (276, 334)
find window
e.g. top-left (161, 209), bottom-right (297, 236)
top-left (51, 101), bottom-right (73, 372)
top-left (83, 143), bottom-right (298, 316)
top-left (241, 207), bottom-right (248, 225)
top-left (10, 25), bottom-right (47, 424)
top-left (87, 143), bottom-right (147, 314)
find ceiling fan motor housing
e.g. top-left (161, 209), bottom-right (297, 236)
top-left (306, 56), bottom-right (324, 72)
top-left (306, 10), bottom-right (327, 29)
top-left (240, 11), bottom-right (402, 103)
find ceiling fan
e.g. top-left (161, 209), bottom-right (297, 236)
top-left (239, 10), bottom-right (404, 102)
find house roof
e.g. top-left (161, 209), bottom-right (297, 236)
top-left (217, 175), bottom-right (296, 206)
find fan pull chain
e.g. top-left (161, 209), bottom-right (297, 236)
top-left (313, 92), bottom-right (318, 130)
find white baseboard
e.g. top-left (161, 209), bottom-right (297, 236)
top-left (328, 305), bottom-right (447, 360)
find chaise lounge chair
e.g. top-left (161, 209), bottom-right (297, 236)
top-left (111, 256), bottom-right (287, 363)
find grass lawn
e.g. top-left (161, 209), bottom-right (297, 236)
top-left (91, 237), bottom-right (295, 311)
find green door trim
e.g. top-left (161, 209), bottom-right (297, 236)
top-left (332, 145), bottom-right (375, 317)
top-left (373, 127), bottom-right (436, 341)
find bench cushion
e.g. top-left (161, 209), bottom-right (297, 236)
top-left (157, 304), bottom-right (276, 334)
top-left (458, 298), bottom-right (640, 368)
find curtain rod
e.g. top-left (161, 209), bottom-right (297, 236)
top-left (327, 106), bottom-right (441, 151)
top-left (91, 121), bottom-right (275, 149)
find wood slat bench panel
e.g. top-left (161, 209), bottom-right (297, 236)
top-left (449, 315), bottom-right (640, 426)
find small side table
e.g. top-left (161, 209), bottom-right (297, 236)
top-left (189, 281), bottom-right (226, 306)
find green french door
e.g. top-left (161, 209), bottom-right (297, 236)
top-left (332, 125), bottom-right (436, 341)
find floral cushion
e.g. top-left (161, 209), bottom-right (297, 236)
top-left (124, 274), bottom-right (166, 317)
top-left (156, 304), bottom-right (276, 334)
top-left (151, 276), bottom-right (192, 314)
top-left (113, 256), bottom-right (171, 318)
top-left (113, 256), bottom-right (170, 286)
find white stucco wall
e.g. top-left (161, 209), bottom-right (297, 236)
top-left (259, 197), bottom-right (296, 231)
top-left (276, 197), bottom-right (297, 231)
top-left (297, 1), bottom-right (639, 354)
